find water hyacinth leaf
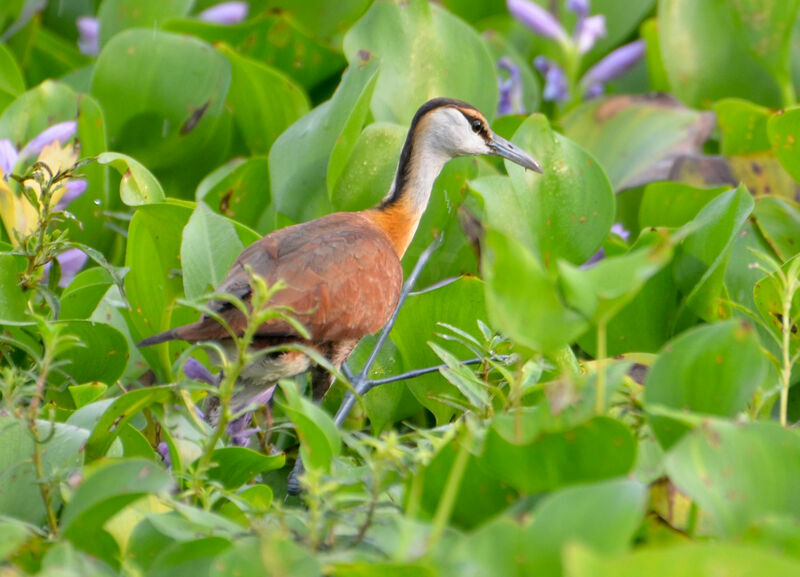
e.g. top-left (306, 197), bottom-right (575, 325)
top-left (59, 267), bottom-right (113, 320)
top-left (767, 106), bottom-right (800, 186)
top-left (484, 416), bottom-right (636, 494)
top-left (96, 152), bottom-right (165, 206)
top-left (644, 321), bottom-right (766, 450)
top-left (482, 228), bottom-right (588, 352)
top-left (0, 253), bottom-right (31, 325)
top-left (257, 0), bottom-right (372, 46)
top-left (565, 542), bottom-right (800, 577)
top-left (164, 12), bottom-right (346, 91)
top-left (658, 0), bottom-right (800, 107)
top-left (84, 386), bottom-right (174, 461)
top-left (664, 421), bottom-right (800, 537)
top-left (206, 447), bottom-right (286, 490)
top-left (751, 196), bottom-right (800, 263)
top-left (0, 518), bottom-right (30, 561)
top-left (561, 95), bottom-right (714, 191)
top-left (331, 122), bottom-right (406, 212)
top-left (0, 417), bottom-right (87, 525)
top-left (638, 182), bottom-right (728, 230)
top-left (0, 80), bottom-right (77, 150)
top-left (506, 113), bottom-right (615, 266)
top-left (217, 44), bottom-right (309, 155)
top-left (180, 202), bottom-right (244, 300)
top-left (68, 383), bottom-right (108, 409)
top-left (278, 380), bottom-right (341, 472)
top-left (97, 0), bottom-right (194, 48)
top-left (753, 254), bottom-right (800, 357)
top-left (343, 0), bottom-right (497, 125)
top-left (269, 57), bottom-right (378, 222)
top-left (714, 98), bottom-right (772, 156)
top-left (52, 320), bottom-right (129, 386)
top-left (673, 185), bottom-right (754, 323)
top-left (210, 537), bottom-right (322, 577)
top-left (195, 157), bottom-right (272, 230)
top-left (0, 43), bottom-right (24, 112)
top-left (91, 30), bottom-right (231, 186)
top-left (13, 23), bottom-right (91, 88)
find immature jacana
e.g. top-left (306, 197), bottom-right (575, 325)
top-left (138, 97), bottom-right (541, 412)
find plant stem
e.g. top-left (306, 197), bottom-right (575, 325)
top-left (779, 280), bottom-right (796, 427)
top-left (427, 428), bottom-right (471, 549)
top-left (595, 321), bottom-right (607, 414)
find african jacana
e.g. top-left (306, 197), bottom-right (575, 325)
top-left (138, 97), bottom-right (541, 416)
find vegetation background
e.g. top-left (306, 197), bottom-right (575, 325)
top-left (0, 0), bottom-right (799, 575)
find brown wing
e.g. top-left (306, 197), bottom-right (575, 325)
top-left (172, 212), bottom-right (403, 344)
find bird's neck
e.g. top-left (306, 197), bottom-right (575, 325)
top-left (363, 136), bottom-right (450, 258)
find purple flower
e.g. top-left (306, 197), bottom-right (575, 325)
top-left (157, 441), bottom-right (172, 468)
top-left (507, 0), bottom-right (567, 42)
top-left (583, 83), bottom-right (604, 100)
top-left (42, 248), bottom-right (88, 288)
top-left (198, 2), bottom-right (249, 25)
top-left (566, 0), bottom-right (590, 17)
top-left (183, 357), bottom-right (219, 386)
top-left (227, 386), bottom-right (275, 447)
top-left (0, 139), bottom-right (18, 176)
top-left (19, 121), bottom-right (77, 160)
top-left (581, 40), bottom-right (646, 93)
top-left (534, 56), bottom-right (570, 102)
top-left (497, 57), bottom-right (524, 116)
top-left (55, 179), bottom-right (87, 211)
top-left (575, 14), bottom-right (606, 54)
top-left (76, 16), bottom-right (99, 56)
top-left (581, 247), bottom-right (605, 269)
top-left (611, 223), bottom-right (630, 242)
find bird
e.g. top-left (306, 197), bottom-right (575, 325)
top-left (137, 97), bottom-right (542, 417)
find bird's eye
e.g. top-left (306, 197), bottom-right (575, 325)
top-left (471, 119), bottom-right (483, 134)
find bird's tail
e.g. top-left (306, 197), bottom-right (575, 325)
top-left (137, 329), bottom-right (178, 347)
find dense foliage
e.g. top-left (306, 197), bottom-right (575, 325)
top-left (1, 0), bottom-right (800, 575)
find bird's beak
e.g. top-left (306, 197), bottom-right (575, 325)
top-left (488, 133), bottom-right (543, 173)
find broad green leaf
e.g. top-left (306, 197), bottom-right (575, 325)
top-left (644, 321), bottom-right (767, 449)
top-left (96, 152), bottom-right (165, 206)
top-left (260, 0), bottom-right (371, 46)
top-left (0, 42), bottom-right (24, 112)
top-left (751, 195), bottom-right (800, 264)
top-left (639, 182), bottom-right (728, 229)
top-left (715, 98), bottom-right (772, 155)
top-left (0, 253), bottom-right (31, 325)
top-left (60, 267), bottom-right (113, 320)
top-left (39, 541), bottom-right (119, 577)
top-left (389, 276), bottom-right (487, 425)
top-left (68, 383), bottom-right (108, 409)
top-left (0, 417), bottom-right (87, 525)
top-left (196, 157), bottom-right (272, 231)
top-left (506, 113), bottom-right (614, 266)
top-left (11, 23), bottom-right (91, 87)
top-left (331, 563), bottom-right (435, 577)
top-left (91, 30), bottom-right (231, 192)
top-left (0, 79), bottom-right (76, 149)
top-left (83, 386), bottom-right (174, 461)
top-left (484, 416), bottom-right (636, 494)
top-left (768, 106), bottom-right (800, 186)
top-left (180, 202), bottom-right (244, 300)
top-left (565, 542), bottom-right (800, 577)
top-left (674, 185), bottom-right (754, 323)
top-left (147, 536), bottom-right (232, 577)
top-left (659, 0), bottom-right (800, 107)
top-left (53, 320), bottom-right (129, 386)
top-left (165, 13), bottom-right (346, 91)
top-left (269, 57), bottom-right (378, 222)
top-left (562, 95), bottom-right (713, 190)
top-left (278, 381), bottom-right (341, 472)
top-left (97, 0), bottom-right (193, 48)
top-left (725, 219), bottom-right (776, 312)
top-left (210, 537), bottom-right (322, 577)
top-left (217, 44), bottom-right (309, 155)
top-left (664, 421), bottom-right (800, 536)
top-left (343, 0), bottom-right (497, 125)
top-left (0, 517), bottom-right (30, 561)
top-left (753, 254), bottom-right (800, 358)
top-left (207, 447), bottom-right (285, 489)
top-left (61, 459), bottom-right (172, 540)
top-left (482, 229), bottom-right (588, 352)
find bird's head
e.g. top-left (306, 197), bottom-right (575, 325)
top-left (411, 97), bottom-right (543, 173)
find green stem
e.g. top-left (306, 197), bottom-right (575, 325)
top-left (595, 321), bottom-right (607, 414)
top-left (427, 429), bottom-right (471, 549)
top-left (780, 279), bottom-right (796, 427)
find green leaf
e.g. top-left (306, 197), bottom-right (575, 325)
top-left (209, 537), bottom-right (321, 577)
top-left (53, 320), bottom-right (129, 386)
top-left (562, 95), bottom-right (713, 191)
top-left (644, 321), bottom-right (767, 449)
top-left (180, 202), bottom-right (244, 300)
top-left (91, 30), bottom-right (231, 191)
top-left (0, 417), bottom-right (87, 525)
top-left (484, 416), bottom-right (636, 494)
top-left (278, 381), bottom-right (341, 472)
top-left (753, 254), bottom-right (800, 358)
top-left (207, 447), bottom-right (286, 490)
top-left (565, 542), bottom-right (800, 577)
top-left (658, 0), bottom-right (800, 107)
top-left (269, 56), bottom-right (378, 222)
top-left (60, 267), bottom-right (113, 320)
top-left (217, 44), bottom-right (309, 155)
top-left (195, 157), bottom-right (272, 231)
top-left (482, 229), bottom-right (588, 352)
top-left (0, 79), bottom-right (76, 150)
top-left (97, 0), bottom-right (193, 48)
top-left (96, 152), bottom-right (165, 206)
top-left (69, 383), bottom-right (108, 409)
top-left (343, 0), bottom-right (497, 124)
top-left (715, 98), bottom-right (772, 155)
top-left (83, 386), bottom-right (174, 461)
top-left (61, 459), bottom-right (172, 540)
top-left (0, 517), bottom-right (31, 561)
top-left (147, 537), bottom-right (232, 577)
top-left (0, 42), bottom-right (24, 112)
top-left (0, 253), bottom-right (31, 326)
top-left (752, 195), bottom-right (800, 264)
top-left (639, 182), bottom-right (729, 230)
top-left (664, 421), bottom-right (800, 536)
